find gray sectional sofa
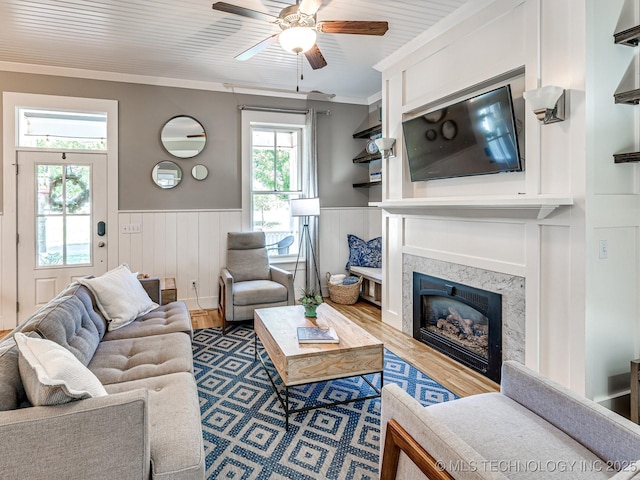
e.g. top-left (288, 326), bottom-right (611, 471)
top-left (381, 360), bottom-right (640, 480)
top-left (0, 278), bottom-right (205, 480)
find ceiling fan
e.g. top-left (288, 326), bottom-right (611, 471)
top-left (212, 0), bottom-right (388, 70)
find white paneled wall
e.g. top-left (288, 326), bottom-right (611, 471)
top-left (118, 207), bottom-right (379, 309)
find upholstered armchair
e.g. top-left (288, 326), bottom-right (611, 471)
top-left (218, 232), bottom-right (295, 334)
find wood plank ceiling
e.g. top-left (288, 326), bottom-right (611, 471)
top-left (0, 0), bottom-right (469, 102)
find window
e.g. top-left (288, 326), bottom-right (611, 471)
top-left (18, 108), bottom-right (107, 150)
top-left (250, 126), bottom-right (302, 257)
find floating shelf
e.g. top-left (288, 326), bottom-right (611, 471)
top-left (353, 181), bottom-right (382, 188)
top-left (352, 124), bottom-right (381, 139)
top-left (353, 151), bottom-right (382, 163)
top-left (614, 26), bottom-right (640, 47)
top-left (614, 152), bottom-right (640, 163)
top-left (614, 89), bottom-right (640, 105)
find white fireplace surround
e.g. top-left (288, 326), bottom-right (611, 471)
top-left (403, 254), bottom-right (526, 366)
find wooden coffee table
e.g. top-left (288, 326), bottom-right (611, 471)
top-left (254, 303), bottom-right (384, 429)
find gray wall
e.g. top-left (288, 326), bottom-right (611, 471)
top-left (0, 70), bottom-right (370, 210)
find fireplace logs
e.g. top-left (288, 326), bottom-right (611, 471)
top-left (431, 307), bottom-right (489, 357)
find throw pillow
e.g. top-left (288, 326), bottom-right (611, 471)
top-left (346, 234), bottom-right (382, 269)
top-left (14, 332), bottom-right (107, 406)
top-left (78, 264), bottom-right (158, 331)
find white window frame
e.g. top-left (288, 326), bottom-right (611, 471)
top-left (241, 110), bottom-right (307, 260)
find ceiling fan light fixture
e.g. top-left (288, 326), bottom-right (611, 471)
top-left (279, 27), bottom-right (317, 54)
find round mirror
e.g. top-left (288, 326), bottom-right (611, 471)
top-left (191, 164), bottom-right (209, 180)
top-left (160, 115), bottom-right (206, 159)
top-left (152, 161), bottom-right (182, 189)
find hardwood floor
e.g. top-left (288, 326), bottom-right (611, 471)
top-left (0, 299), bottom-right (498, 397)
top-left (191, 300), bottom-right (498, 398)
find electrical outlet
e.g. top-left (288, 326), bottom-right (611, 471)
top-left (599, 240), bottom-right (608, 259)
top-left (191, 280), bottom-right (197, 289)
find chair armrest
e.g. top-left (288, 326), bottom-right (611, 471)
top-left (0, 389), bottom-right (150, 479)
top-left (220, 268), bottom-right (234, 317)
top-left (381, 384), bottom-right (501, 480)
top-left (631, 359), bottom-right (640, 424)
top-left (501, 360), bottom-right (640, 467)
top-left (270, 266), bottom-right (295, 305)
top-left (139, 277), bottom-right (161, 304)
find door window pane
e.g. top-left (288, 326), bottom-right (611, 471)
top-left (35, 163), bottom-right (92, 267)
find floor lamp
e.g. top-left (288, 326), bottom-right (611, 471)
top-left (291, 197), bottom-right (322, 292)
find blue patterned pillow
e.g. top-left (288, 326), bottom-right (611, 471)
top-left (346, 235), bottom-right (382, 269)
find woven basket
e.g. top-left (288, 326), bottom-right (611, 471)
top-left (326, 272), bottom-right (362, 305)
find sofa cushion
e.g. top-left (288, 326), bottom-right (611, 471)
top-left (233, 280), bottom-right (288, 306)
top-left (102, 302), bottom-right (192, 341)
top-left (59, 282), bottom-right (108, 339)
top-left (105, 372), bottom-right (205, 480)
top-left (79, 264), bottom-right (159, 331)
top-left (89, 333), bottom-right (193, 385)
top-left (0, 337), bottom-right (27, 410)
top-left (425, 392), bottom-right (614, 480)
top-left (15, 332), bottom-right (107, 406)
top-left (21, 294), bottom-right (101, 366)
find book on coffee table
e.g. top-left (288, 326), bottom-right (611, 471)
top-left (297, 327), bottom-right (340, 344)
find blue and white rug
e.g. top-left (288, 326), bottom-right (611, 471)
top-left (193, 325), bottom-right (457, 480)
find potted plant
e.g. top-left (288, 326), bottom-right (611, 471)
top-left (299, 288), bottom-right (323, 318)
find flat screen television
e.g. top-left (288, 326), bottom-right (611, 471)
top-left (402, 85), bottom-right (523, 182)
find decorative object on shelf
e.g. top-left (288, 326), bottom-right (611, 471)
top-left (366, 139), bottom-right (379, 154)
top-left (523, 85), bottom-right (565, 124)
top-left (374, 137), bottom-right (396, 160)
top-left (191, 164), bottom-right (208, 180)
top-left (152, 161), bottom-right (182, 189)
top-left (298, 288), bottom-right (323, 317)
top-left (290, 197), bottom-right (322, 291)
top-left (160, 115), bottom-right (206, 159)
top-left (370, 171), bottom-right (382, 182)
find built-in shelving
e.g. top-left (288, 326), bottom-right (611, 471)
top-left (378, 195), bottom-right (574, 220)
top-left (352, 124), bottom-right (382, 139)
top-left (614, 152), bottom-right (640, 163)
top-left (614, 25), bottom-right (640, 47)
top-left (613, 27), bottom-right (640, 162)
top-left (353, 181), bottom-right (382, 188)
top-left (614, 88), bottom-right (640, 105)
top-left (353, 152), bottom-right (381, 164)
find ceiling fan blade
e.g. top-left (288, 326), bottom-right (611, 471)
top-left (235, 33), bottom-right (280, 61)
top-left (298, 0), bottom-right (323, 16)
top-left (212, 2), bottom-right (278, 23)
top-left (318, 20), bottom-right (389, 36)
top-left (304, 44), bottom-right (328, 70)
top-left (186, 133), bottom-right (206, 138)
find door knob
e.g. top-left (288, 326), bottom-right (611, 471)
top-left (98, 242), bottom-right (105, 247)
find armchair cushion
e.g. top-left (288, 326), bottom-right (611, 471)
top-left (232, 280), bottom-right (288, 306)
top-left (226, 232), bottom-right (270, 282)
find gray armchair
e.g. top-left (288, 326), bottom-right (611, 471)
top-left (218, 232), bottom-right (294, 334)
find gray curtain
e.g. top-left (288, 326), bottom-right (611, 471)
top-left (304, 108), bottom-right (320, 293)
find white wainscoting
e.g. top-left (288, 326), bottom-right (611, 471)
top-left (118, 207), bottom-right (380, 310)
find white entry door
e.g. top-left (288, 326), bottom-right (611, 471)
top-left (17, 151), bottom-right (108, 322)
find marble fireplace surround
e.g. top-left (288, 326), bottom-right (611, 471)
top-left (403, 254), bottom-right (526, 365)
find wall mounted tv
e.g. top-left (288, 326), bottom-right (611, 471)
top-left (402, 85), bottom-right (523, 182)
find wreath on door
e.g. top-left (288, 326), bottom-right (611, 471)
top-left (48, 174), bottom-right (90, 213)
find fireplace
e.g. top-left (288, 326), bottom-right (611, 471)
top-left (413, 272), bottom-right (502, 382)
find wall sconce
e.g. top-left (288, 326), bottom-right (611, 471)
top-left (523, 85), bottom-right (566, 124)
top-left (374, 137), bottom-right (396, 159)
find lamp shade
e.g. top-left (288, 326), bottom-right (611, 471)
top-left (290, 198), bottom-right (320, 217)
top-left (374, 137), bottom-right (396, 152)
top-left (279, 27), bottom-right (317, 54)
top-left (523, 85), bottom-right (564, 111)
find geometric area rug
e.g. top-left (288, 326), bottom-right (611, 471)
top-left (192, 325), bottom-right (458, 480)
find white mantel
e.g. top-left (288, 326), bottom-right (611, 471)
top-left (377, 195), bottom-right (574, 220)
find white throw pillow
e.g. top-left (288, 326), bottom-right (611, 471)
top-left (15, 332), bottom-right (107, 406)
top-left (79, 264), bottom-right (158, 331)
